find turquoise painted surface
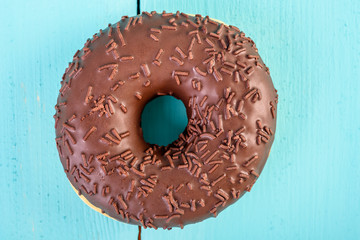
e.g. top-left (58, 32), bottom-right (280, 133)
top-left (1, 0), bottom-right (359, 239)
top-left (141, 96), bottom-right (188, 146)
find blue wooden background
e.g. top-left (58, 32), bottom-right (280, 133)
top-left (1, 0), bottom-right (359, 239)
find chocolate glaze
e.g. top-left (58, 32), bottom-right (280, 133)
top-left (54, 11), bottom-right (278, 229)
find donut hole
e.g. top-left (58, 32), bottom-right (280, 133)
top-left (140, 95), bottom-right (188, 146)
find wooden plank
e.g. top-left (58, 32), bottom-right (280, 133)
top-left (0, 0), bottom-right (138, 239)
top-left (140, 0), bottom-right (360, 239)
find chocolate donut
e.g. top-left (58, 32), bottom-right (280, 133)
top-left (54, 11), bottom-right (278, 229)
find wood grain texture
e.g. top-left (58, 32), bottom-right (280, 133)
top-left (1, 0), bottom-right (360, 239)
top-left (0, 1), bottom-right (138, 239)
